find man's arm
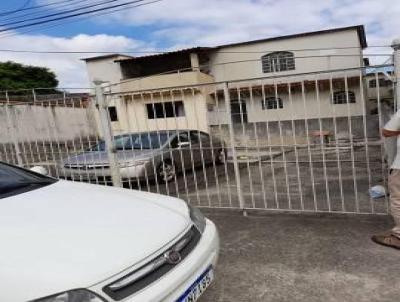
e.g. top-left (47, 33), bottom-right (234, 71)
top-left (382, 128), bottom-right (400, 137)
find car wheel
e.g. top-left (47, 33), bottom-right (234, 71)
top-left (157, 161), bottom-right (176, 183)
top-left (215, 148), bottom-right (227, 165)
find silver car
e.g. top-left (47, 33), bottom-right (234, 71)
top-left (60, 130), bottom-right (226, 183)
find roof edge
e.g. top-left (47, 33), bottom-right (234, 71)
top-left (82, 25), bottom-right (367, 63)
top-left (215, 25), bottom-right (368, 49)
top-left (81, 54), bottom-right (133, 62)
top-left (114, 47), bottom-right (213, 63)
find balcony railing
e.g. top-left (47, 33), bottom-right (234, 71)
top-left (119, 70), bottom-right (214, 93)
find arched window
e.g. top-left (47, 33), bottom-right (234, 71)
top-left (332, 91), bottom-right (356, 104)
top-left (261, 97), bottom-right (283, 110)
top-left (261, 51), bottom-right (295, 73)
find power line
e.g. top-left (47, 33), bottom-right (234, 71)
top-left (0, 63), bottom-right (393, 92)
top-left (103, 63), bottom-right (395, 91)
top-left (0, 0), bottom-right (156, 33)
top-left (0, 46), bottom-right (392, 55)
top-left (0, 0), bottom-right (162, 39)
top-left (19, 0), bottom-right (32, 9)
top-left (16, 0), bottom-right (33, 12)
top-left (0, 0), bottom-right (92, 22)
top-left (0, 0), bottom-right (32, 16)
top-left (208, 54), bottom-right (391, 67)
top-left (0, 0), bottom-right (123, 27)
top-left (0, 0), bottom-right (78, 16)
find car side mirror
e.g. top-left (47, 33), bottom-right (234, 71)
top-left (177, 141), bottom-right (190, 148)
top-left (30, 166), bottom-right (49, 176)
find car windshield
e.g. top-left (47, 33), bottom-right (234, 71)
top-left (0, 162), bottom-right (57, 199)
top-left (89, 132), bottom-right (172, 151)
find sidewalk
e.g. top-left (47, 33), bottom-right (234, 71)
top-left (200, 210), bottom-right (400, 302)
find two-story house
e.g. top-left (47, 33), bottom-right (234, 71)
top-left (83, 25), bottom-right (369, 143)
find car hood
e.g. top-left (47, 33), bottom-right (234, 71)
top-left (62, 149), bottom-right (160, 166)
top-left (0, 180), bottom-right (190, 302)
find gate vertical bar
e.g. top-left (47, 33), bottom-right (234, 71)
top-left (223, 82), bottom-right (245, 213)
top-left (5, 91), bottom-right (23, 166)
top-left (392, 39), bottom-right (400, 110)
top-left (94, 81), bottom-right (122, 187)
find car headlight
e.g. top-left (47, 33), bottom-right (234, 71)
top-left (32, 289), bottom-right (106, 302)
top-left (189, 205), bottom-right (206, 234)
top-left (119, 160), bottom-right (148, 168)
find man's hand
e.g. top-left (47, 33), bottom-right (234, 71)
top-left (382, 128), bottom-right (400, 137)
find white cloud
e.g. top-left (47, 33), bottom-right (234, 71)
top-left (89, 0), bottom-right (396, 67)
top-left (0, 33), bottom-right (149, 88)
top-left (108, 0), bottom-right (397, 56)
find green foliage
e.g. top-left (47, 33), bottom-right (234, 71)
top-left (0, 61), bottom-right (58, 92)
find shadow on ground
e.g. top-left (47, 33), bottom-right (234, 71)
top-left (200, 210), bottom-right (400, 302)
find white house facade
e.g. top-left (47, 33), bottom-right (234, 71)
top-left (83, 25), bottom-right (371, 142)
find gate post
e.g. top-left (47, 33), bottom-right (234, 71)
top-left (94, 81), bottom-right (122, 187)
top-left (223, 82), bottom-right (246, 215)
top-left (5, 91), bottom-right (23, 166)
top-left (392, 39), bottom-right (400, 110)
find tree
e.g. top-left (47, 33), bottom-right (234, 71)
top-left (0, 61), bottom-right (58, 92)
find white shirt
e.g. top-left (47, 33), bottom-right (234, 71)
top-left (384, 110), bottom-right (400, 169)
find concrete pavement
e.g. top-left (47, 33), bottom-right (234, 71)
top-left (200, 210), bottom-right (400, 302)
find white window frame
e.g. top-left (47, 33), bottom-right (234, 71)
top-left (261, 97), bottom-right (283, 110)
top-left (146, 101), bottom-right (185, 119)
top-left (261, 51), bottom-right (295, 73)
top-left (332, 91), bottom-right (356, 104)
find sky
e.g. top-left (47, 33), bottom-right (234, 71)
top-left (0, 0), bottom-right (398, 88)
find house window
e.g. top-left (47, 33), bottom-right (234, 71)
top-left (369, 78), bottom-right (392, 88)
top-left (108, 106), bottom-right (118, 122)
top-left (333, 91), bottom-right (356, 104)
top-left (261, 51), bottom-right (295, 73)
top-left (262, 97), bottom-right (283, 110)
top-left (146, 101), bottom-right (185, 119)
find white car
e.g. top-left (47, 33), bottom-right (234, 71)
top-left (0, 162), bottom-right (219, 302)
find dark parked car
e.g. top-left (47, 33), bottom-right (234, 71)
top-left (60, 130), bottom-right (226, 183)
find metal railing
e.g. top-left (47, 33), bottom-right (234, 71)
top-left (0, 62), bottom-right (397, 215)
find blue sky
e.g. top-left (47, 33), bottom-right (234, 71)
top-left (0, 2), bottom-right (159, 42)
top-left (0, 0), bottom-right (398, 87)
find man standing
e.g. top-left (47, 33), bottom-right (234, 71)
top-left (372, 112), bottom-right (400, 249)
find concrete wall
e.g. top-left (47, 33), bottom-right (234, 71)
top-left (209, 29), bottom-right (363, 82)
top-left (208, 82), bottom-right (365, 124)
top-left (85, 55), bottom-right (128, 90)
top-left (0, 104), bottom-right (99, 143)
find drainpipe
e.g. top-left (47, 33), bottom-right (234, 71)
top-left (392, 39), bottom-right (400, 110)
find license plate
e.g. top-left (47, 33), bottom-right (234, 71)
top-left (176, 267), bottom-right (214, 302)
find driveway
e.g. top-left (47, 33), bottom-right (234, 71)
top-left (200, 210), bottom-right (400, 302)
top-left (143, 144), bottom-right (387, 214)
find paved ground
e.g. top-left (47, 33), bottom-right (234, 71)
top-left (199, 210), bottom-right (400, 302)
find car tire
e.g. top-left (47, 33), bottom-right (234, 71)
top-left (156, 160), bottom-right (176, 183)
top-left (215, 148), bottom-right (227, 165)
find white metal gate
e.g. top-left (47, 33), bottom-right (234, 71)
top-left (0, 63), bottom-right (396, 215)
